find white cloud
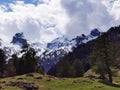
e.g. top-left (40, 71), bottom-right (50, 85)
top-left (61, 0), bottom-right (120, 38)
top-left (0, 0), bottom-right (120, 44)
top-left (110, 0), bottom-right (120, 20)
top-left (0, 0), bottom-right (69, 43)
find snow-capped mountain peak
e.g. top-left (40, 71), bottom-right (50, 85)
top-left (90, 28), bottom-right (101, 36)
top-left (39, 29), bottom-right (101, 71)
top-left (11, 32), bottom-right (27, 47)
top-left (47, 28), bottom-right (100, 50)
top-left (47, 36), bottom-right (69, 49)
top-left (0, 29), bottom-right (101, 71)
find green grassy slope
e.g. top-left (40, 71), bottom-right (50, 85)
top-left (0, 73), bottom-right (120, 90)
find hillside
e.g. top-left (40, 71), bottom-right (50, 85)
top-left (0, 73), bottom-right (120, 90)
top-left (48, 25), bottom-right (120, 77)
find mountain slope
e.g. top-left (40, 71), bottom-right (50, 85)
top-left (48, 25), bottom-right (120, 75)
top-left (39, 29), bottom-right (100, 71)
top-left (0, 29), bottom-right (100, 72)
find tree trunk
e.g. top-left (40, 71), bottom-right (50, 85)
top-left (107, 67), bottom-right (113, 83)
top-left (100, 74), bottom-right (105, 80)
top-left (103, 33), bottom-right (113, 83)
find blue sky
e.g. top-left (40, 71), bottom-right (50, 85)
top-left (0, 0), bottom-right (40, 12)
top-left (0, 0), bottom-right (14, 4)
top-left (0, 0), bottom-right (40, 5)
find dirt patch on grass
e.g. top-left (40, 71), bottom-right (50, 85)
top-left (7, 81), bottom-right (39, 90)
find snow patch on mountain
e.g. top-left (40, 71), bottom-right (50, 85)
top-left (0, 39), bottom-right (21, 60)
top-left (47, 28), bottom-right (100, 50)
top-left (30, 42), bottom-right (47, 56)
top-left (47, 36), bottom-right (69, 49)
top-left (39, 28), bottom-right (100, 71)
top-left (0, 29), bottom-right (101, 71)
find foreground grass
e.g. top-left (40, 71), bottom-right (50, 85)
top-left (0, 73), bottom-right (120, 90)
top-left (45, 77), bottom-right (120, 90)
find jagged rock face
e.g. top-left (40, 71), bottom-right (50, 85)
top-left (72, 34), bottom-right (87, 46)
top-left (47, 36), bottom-right (69, 49)
top-left (0, 29), bottom-right (101, 72)
top-left (90, 28), bottom-right (101, 36)
top-left (39, 29), bottom-right (100, 71)
top-left (0, 43), bottom-right (20, 60)
top-left (46, 29), bottom-right (100, 50)
top-left (11, 32), bottom-right (27, 47)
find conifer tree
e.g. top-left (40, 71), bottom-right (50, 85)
top-left (57, 55), bottom-right (75, 77)
top-left (72, 59), bottom-right (84, 77)
top-left (7, 54), bottom-right (19, 76)
top-left (89, 32), bottom-right (116, 83)
top-left (0, 49), bottom-right (6, 77)
top-left (21, 44), bottom-right (37, 73)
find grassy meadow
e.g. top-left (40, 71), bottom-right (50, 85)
top-left (0, 73), bottom-right (120, 90)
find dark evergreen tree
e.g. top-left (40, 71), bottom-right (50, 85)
top-left (21, 44), bottom-right (37, 73)
top-left (37, 66), bottom-right (45, 75)
top-left (7, 59), bottom-right (16, 76)
top-left (48, 56), bottom-right (85, 77)
top-left (89, 32), bottom-right (116, 83)
top-left (7, 54), bottom-right (19, 76)
top-left (72, 59), bottom-right (84, 77)
top-left (57, 55), bottom-right (75, 77)
top-left (18, 58), bottom-right (25, 74)
top-left (0, 49), bottom-right (6, 77)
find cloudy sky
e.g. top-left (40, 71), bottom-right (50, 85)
top-left (0, 0), bottom-right (120, 43)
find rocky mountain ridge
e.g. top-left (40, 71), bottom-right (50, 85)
top-left (0, 29), bottom-right (100, 71)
